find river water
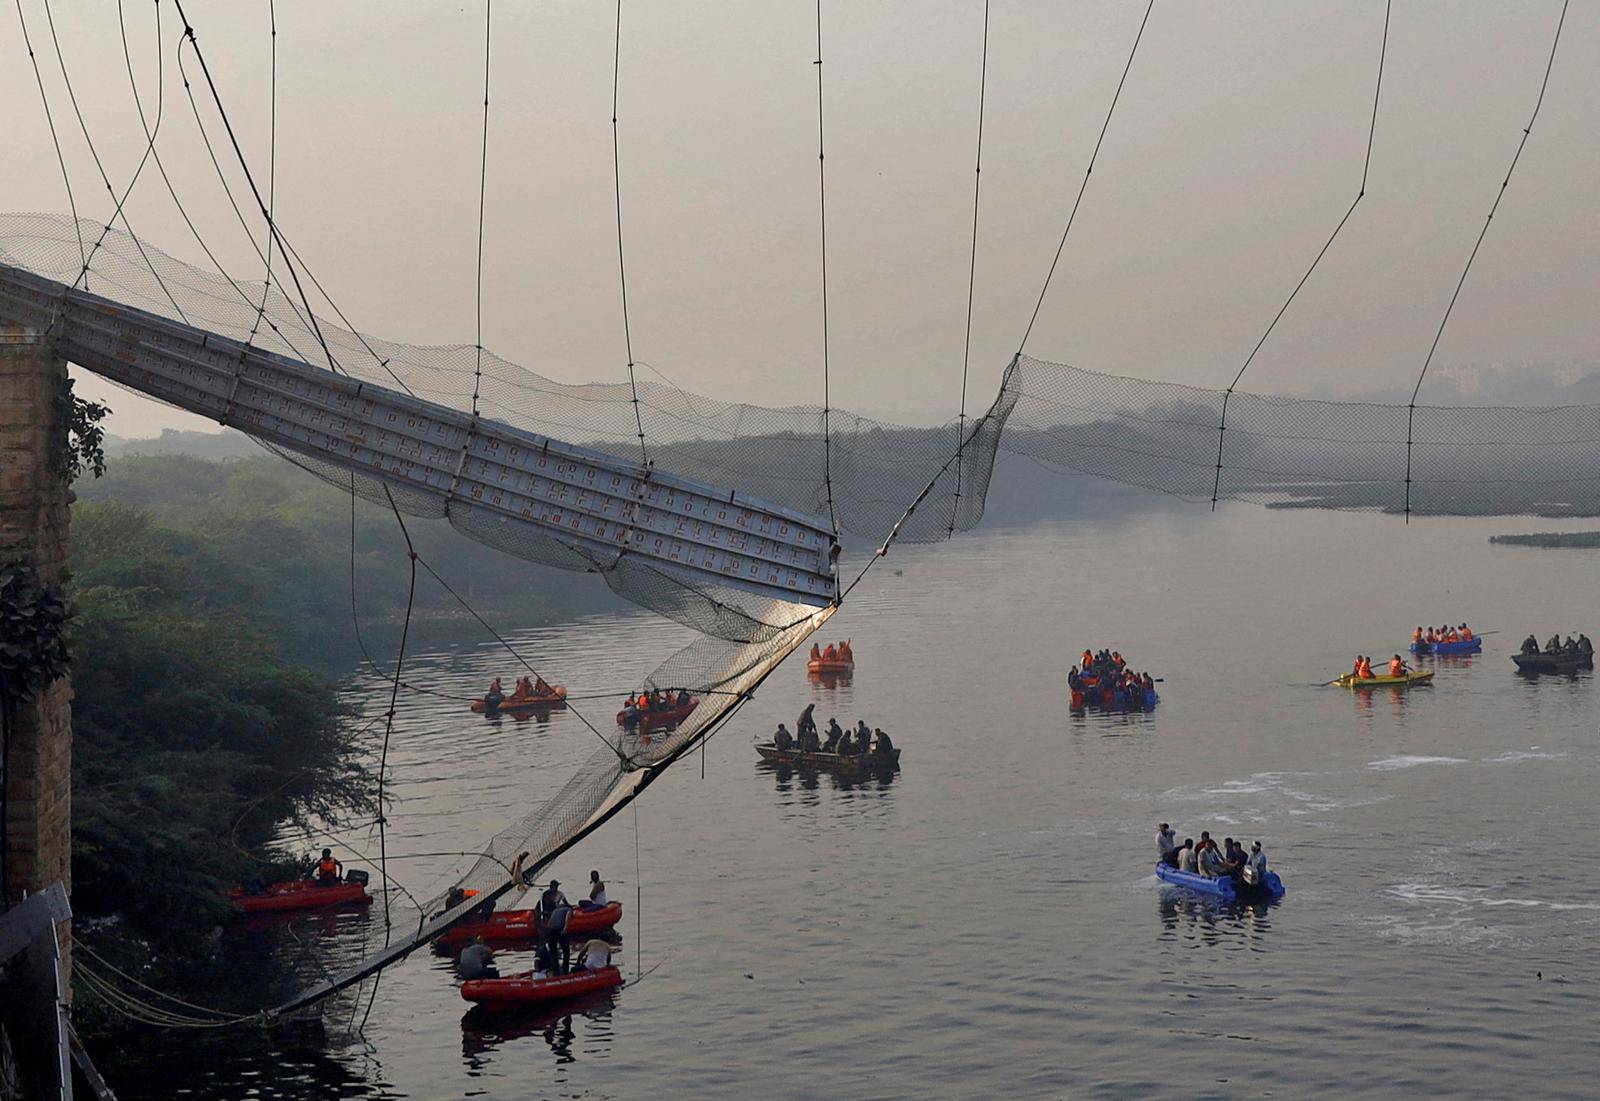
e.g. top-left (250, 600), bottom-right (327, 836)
top-left (106, 503), bottom-right (1600, 1099)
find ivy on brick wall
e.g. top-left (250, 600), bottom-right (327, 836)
top-left (0, 562), bottom-right (70, 707)
top-left (52, 375), bottom-right (108, 484)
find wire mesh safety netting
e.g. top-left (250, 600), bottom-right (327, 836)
top-left (1003, 355), bottom-right (1600, 517)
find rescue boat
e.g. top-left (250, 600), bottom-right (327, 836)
top-left (470, 686), bottom-right (567, 713)
top-left (460, 965), bottom-right (624, 1009)
top-left (435, 901), bottom-right (623, 949)
top-left (229, 874), bottom-right (372, 914)
top-left (1333, 669), bottom-right (1434, 688)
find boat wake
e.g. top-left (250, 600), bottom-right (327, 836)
top-left (1365, 755), bottom-right (1467, 772)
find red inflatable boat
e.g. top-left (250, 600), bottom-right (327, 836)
top-left (436, 901), bottom-right (623, 949)
top-left (229, 878), bottom-right (372, 914)
top-left (616, 698), bottom-right (698, 729)
top-left (461, 965), bottom-right (624, 1009)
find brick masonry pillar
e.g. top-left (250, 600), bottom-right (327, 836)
top-left (0, 325), bottom-right (73, 972)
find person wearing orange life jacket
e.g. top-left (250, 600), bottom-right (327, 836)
top-left (821, 642), bottom-right (838, 662)
top-left (1388, 654), bottom-right (1407, 677)
top-left (809, 642), bottom-right (822, 662)
top-left (1460, 624), bottom-right (1473, 642)
top-left (534, 675), bottom-right (553, 696)
top-left (314, 848), bottom-right (342, 886)
top-left (1081, 649), bottom-right (1093, 669)
top-left (1112, 651), bottom-right (1125, 669)
top-left (838, 640), bottom-right (853, 662)
top-left (1351, 655), bottom-right (1364, 678)
top-left (1424, 627), bottom-right (1436, 644)
top-left (1444, 627), bottom-right (1459, 643)
top-left (1357, 656), bottom-right (1375, 679)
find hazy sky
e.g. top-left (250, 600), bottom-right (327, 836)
top-left (4, 1), bottom-right (1596, 438)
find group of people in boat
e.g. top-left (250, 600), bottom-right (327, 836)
top-left (624, 687), bottom-right (693, 713)
top-left (1157, 823), bottom-right (1269, 886)
top-left (1411, 624), bottom-right (1475, 647)
top-left (773, 702), bottom-right (893, 756)
top-left (456, 870), bottom-right (616, 982)
top-left (483, 675), bottom-right (558, 705)
top-left (1520, 633), bottom-right (1593, 656)
top-left (1068, 649), bottom-right (1156, 698)
top-left (1349, 654), bottom-right (1411, 679)
top-left (808, 640), bottom-right (854, 664)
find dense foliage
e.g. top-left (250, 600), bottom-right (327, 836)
top-left (69, 503), bottom-right (372, 942)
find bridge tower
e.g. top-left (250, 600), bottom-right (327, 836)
top-left (0, 325), bottom-right (72, 963)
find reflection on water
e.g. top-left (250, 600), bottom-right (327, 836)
top-left (461, 992), bottom-right (618, 1066)
top-left (762, 761), bottom-right (900, 796)
top-left (1156, 884), bottom-right (1277, 945)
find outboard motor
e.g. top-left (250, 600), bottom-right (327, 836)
top-left (346, 869), bottom-right (370, 887)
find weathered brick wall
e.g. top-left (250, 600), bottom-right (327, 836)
top-left (0, 325), bottom-right (73, 964)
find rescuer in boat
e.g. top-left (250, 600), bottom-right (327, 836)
top-left (773, 723), bottom-right (795, 752)
top-left (810, 642), bottom-right (822, 661)
top-left (458, 937), bottom-right (499, 980)
top-left (1521, 634), bottom-right (1539, 654)
top-left (537, 880), bottom-right (573, 973)
top-left (1546, 634), bottom-right (1562, 654)
top-left (1243, 842), bottom-right (1269, 886)
top-left (575, 938), bottom-right (614, 972)
top-left (444, 884), bottom-right (496, 922)
top-left (314, 848), bottom-right (342, 886)
top-left (1157, 824), bottom-right (1178, 867)
top-left (797, 720), bottom-right (822, 754)
top-left (1387, 655), bottom-right (1409, 678)
top-left (1579, 634), bottom-right (1594, 655)
top-left (871, 728), bottom-right (894, 756)
top-left (578, 870), bottom-right (608, 912)
top-left (1177, 838), bottom-right (1198, 873)
top-left (822, 718), bottom-right (845, 752)
top-left (796, 703), bottom-right (819, 748)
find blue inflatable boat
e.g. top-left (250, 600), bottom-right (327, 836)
top-left (1155, 862), bottom-right (1285, 901)
top-left (1409, 637), bottom-right (1481, 655)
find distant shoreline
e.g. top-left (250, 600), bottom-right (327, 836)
top-left (1489, 531), bottom-right (1600, 548)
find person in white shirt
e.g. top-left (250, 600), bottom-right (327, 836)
top-left (1177, 838), bottom-right (1198, 873)
top-left (579, 869), bottom-right (608, 912)
top-left (576, 938), bottom-right (614, 971)
top-left (1156, 823), bottom-right (1178, 866)
top-left (1244, 841), bottom-right (1268, 885)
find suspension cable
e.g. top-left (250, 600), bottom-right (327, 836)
top-left (13, 0), bottom-right (86, 277)
top-left (1017, 0), bottom-right (1153, 354)
top-left (1210, 0), bottom-right (1390, 509)
top-left (37, 0), bottom-right (186, 320)
top-left (471, 0), bottom-right (492, 418)
top-left (612, 0), bottom-right (648, 463)
top-left (1403, 0), bottom-right (1568, 521)
top-left (951, 0), bottom-right (990, 538)
top-left (813, 0), bottom-right (838, 534)
top-left (246, 0), bottom-right (278, 349)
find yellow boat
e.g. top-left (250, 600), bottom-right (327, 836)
top-left (1333, 669), bottom-right (1435, 688)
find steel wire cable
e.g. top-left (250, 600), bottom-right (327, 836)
top-left (1403, 0), bottom-right (1570, 520)
top-left (1210, 0), bottom-right (1391, 508)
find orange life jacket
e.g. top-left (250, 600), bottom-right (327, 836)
top-left (1358, 660), bottom-right (1374, 678)
top-left (318, 857), bottom-right (338, 877)
top-left (810, 644), bottom-right (821, 660)
top-left (1461, 628), bottom-right (1473, 641)
top-left (1446, 630), bottom-right (1459, 643)
top-left (822, 645), bottom-right (837, 661)
top-left (1388, 659), bottom-right (1404, 677)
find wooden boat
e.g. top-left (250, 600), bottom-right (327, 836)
top-left (806, 657), bottom-right (855, 675)
top-left (435, 901), bottom-right (623, 949)
top-left (1333, 669), bottom-right (1434, 688)
top-left (470, 686), bottom-right (567, 714)
top-left (1511, 650), bottom-right (1593, 672)
top-left (754, 744), bottom-right (899, 772)
top-left (460, 965), bottom-right (624, 1010)
top-left (616, 697), bottom-right (698, 729)
top-left (229, 876), bottom-right (372, 914)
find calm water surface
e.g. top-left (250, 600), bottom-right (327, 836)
top-left (109, 505), bottom-right (1600, 1098)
